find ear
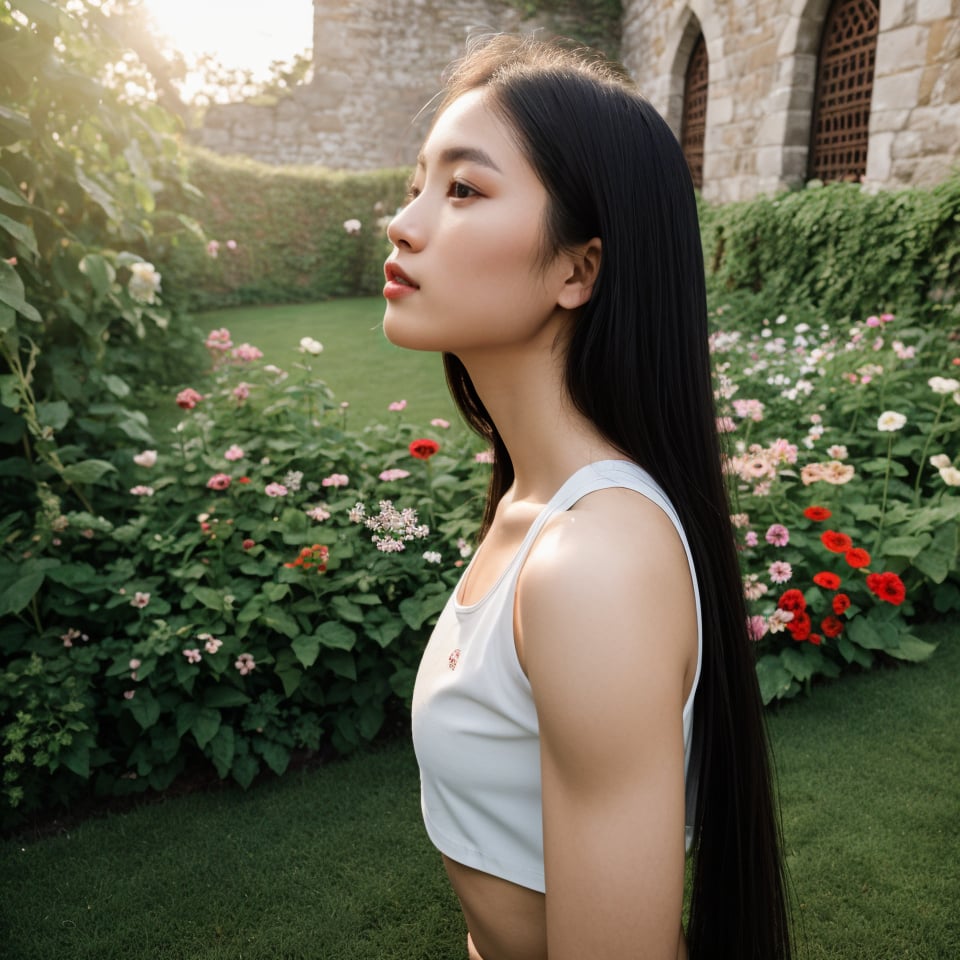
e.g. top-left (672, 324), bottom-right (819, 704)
top-left (556, 238), bottom-right (602, 311)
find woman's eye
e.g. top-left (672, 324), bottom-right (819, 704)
top-left (449, 181), bottom-right (477, 200)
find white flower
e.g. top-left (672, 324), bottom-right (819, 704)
top-left (298, 336), bottom-right (323, 355)
top-left (939, 466), bottom-right (960, 487)
top-left (128, 262), bottom-right (161, 304)
top-left (930, 454), bottom-right (952, 469)
top-left (877, 411), bottom-right (907, 432)
top-left (422, 551), bottom-right (442, 564)
top-left (928, 376), bottom-right (960, 395)
top-left (133, 449), bottom-right (157, 467)
top-left (343, 218), bottom-right (362, 235)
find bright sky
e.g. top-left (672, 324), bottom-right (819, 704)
top-left (142, 0), bottom-right (313, 77)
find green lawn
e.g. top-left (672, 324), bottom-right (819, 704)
top-left (191, 298), bottom-right (459, 430)
top-left (1, 623), bottom-right (956, 960)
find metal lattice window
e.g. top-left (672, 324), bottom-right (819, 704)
top-left (681, 34), bottom-right (708, 191)
top-left (809, 0), bottom-right (879, 182)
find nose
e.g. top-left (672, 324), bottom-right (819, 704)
top-left (386, 199), bottom-right (424, 251)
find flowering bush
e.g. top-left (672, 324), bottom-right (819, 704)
top-left (712, 309), bottom-right (959, 702)
top-left (0, 328), bottom-right (490, 821)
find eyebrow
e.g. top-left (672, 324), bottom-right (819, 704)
top-left (416, 146), bottom-right (503, 173)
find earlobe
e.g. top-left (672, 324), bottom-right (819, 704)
top-left (556, 238), bottom-right (602, 310)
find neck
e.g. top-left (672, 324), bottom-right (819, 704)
top-left (456, 328), bottom-right (620, 504)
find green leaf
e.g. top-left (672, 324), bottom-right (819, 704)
top-left (0, 259), bottom-right (41, 322)
top-left (755, 655), bottom-right (795, 704)
top-left (847, 616), bottom-right (896, 651)
top-left (367, 618), bottom-right (404, 649)
top-left (357, 702), bottom-right (385, 740)
top-left (888, 634), bottom-right (938, 662)
top-left (316, 620), bottom-right (356, 651)
top-left (191, 707), bottom-right (221, 748)
top-left (0, 571), bottom-right (45, 616)
top-left (276, 664), bottom-right (303, 696)
top-left (327, 595), bottom-right (363, 623)
top-left (262, 605), bottom-right (300, 639)
top-left (36, 400), bottom-right (71, 431)
top-left (191, 586), bottom-right (226, 612)
top-left (128, 690), bottom-right (161, 730)
top-left (231, 753), bottom-right (259, 790)
top-left (0, 104), bottom-right (32, 147)
top-left (263, 582), bottom-right (290, 602)
top-left (290, 634), bottom-right (321, 669)
top-left (881, 535), bottom-right (928, 559)
top-left (61, 459), bottom-right (116, 484)
top-left (203, 685), bottom-right (251, 708)
top-left (0, 170), bottom-right (30, 208)
top-left (0, 212), bottom-right (39, 257)
top-left (912, 522), bottom-right (957, 584)
top-left (255, 739), bottom-right (290, 776)
top-left (779, 646), bottom-right (817, 683)
top-left (175, 702), bottom-right (200, 738)
top-left (79, 253), bottom-right (115, 297)
top-left (209, 725), bottom-right (235, 778)
top-left (325, 649), bottom-right (357, 681)
top-left (102, 374), bottom-right (130, 398)
top-left (59, 744), bottom-right (91, 779)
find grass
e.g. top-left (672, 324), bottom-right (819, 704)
top-left (1, 622), bottom-right (956, 960)
top-left (186, 298), bottom-right (459, 429)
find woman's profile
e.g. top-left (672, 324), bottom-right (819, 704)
top-left (382, 34), bottom-right (792, 960)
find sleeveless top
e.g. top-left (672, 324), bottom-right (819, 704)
top-left (410, 460), bottom-right (703, 894)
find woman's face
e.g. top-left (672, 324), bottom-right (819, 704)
top-left (383, 88), bottom-right (574, 356)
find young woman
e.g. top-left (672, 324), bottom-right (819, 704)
top-left (382, 35), bottom-right (792, 960)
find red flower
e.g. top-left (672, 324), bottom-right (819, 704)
top-left (821, 615), bottom-right (844, 638)
top-left (820, 530), bottom-right (854, 553)
top-left (409, 438), bottom-right (440, 460)
top-left (804, 506), bottom-right (832, 521)
top-left (285, 543), bottom-right (330, 573)
top-left (787, 611), bottom-right (811, 641)
top-left (176, 387), bottom-right (203, 410)
top-left (242, 539), bottom-right (255, 550)
top-left (813, 571), bottom-right (841, 590)
top-left (845, 547), bottom-right (871, 569)
top-left (238, 476), bottom-right (251, 484)
top-left (808, 633), bottom-right (823, 646)
top-left (866, 571), bottom-right (906, 606)
top-left (832, 593), bottom-right (851, 615)
top-left (777, 589), bottom-right (807, 613)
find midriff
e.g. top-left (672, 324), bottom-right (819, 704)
top-left (444, 855), bottom-right (689, 960)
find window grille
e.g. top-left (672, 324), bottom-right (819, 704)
top-left (681, 34), bottom-right (708, 190)
top-left (809, 0), bottom-right (879, 182)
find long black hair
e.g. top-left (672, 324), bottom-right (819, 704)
top-left (435, 35), bottom-right (793, 959)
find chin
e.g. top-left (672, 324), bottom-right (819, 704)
top-left (382, 311), bottom-right (437, 352)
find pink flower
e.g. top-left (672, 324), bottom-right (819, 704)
top-left (865, 315), bottom-right (881, 327)
top-left (182, 648), bottom-right (202, 664)
top-left (226, 239), bottom-right (238, 251)
top-left (200, 635), bottom-right (222, 654)
top-left (732, 398), bottom-right (765, 422)
top-left (747, 615), bottom-right (768, 642)
top-left (235, 653), bottom-right (256, 675)
top-left (716, 416), bottom-right (736, 433)
top-left (379, 468), bottom-right (411, 481)
top-left (474, 450), bottom-right (495, 464)
top-left (767, 609), bottom-right (794, 634)
top-left (265, 482), bottom-right (288, 497)
top-left (233, 382), bottom-right (250, 402)
top-left (130, 591), bottom-right (151, 609)
top-left (430, 418), bottom-right (451, 429)
top-left (123, 689), bottom-right (136, 700)
top-left (306, 505), bottom-right (331, 521)
top-left (232, 343), bottom-right (263, 362)
top-left (206, 240), bottom-right (220, 258)
top-left (129, 485), bottom-right (154, 497)
top-left (207, 473), bottom-right (232, 491)
top-left (176, 387), bottom-right (203, 410)
top-left (204, 327), bottom-right (232, 352)
top-left (388, 400), bottom-right (407, 411)
top-left (133, 449), bottom-right (157, 467)
top-left (343, 218), bottom-right (362, 235)
top-left (744, 530), bottom-right (759, 547)
top-left (242, 538), bottom-right (255, 550)
top-left (768, 561), bottom-right (793, 584)
top-left (765, 524), bottom-right (790, 547)
top-left (322, 473), bottom-right (349, 487)
top-left (224, 444), bottom-right (244, 461)
top-left (129, 659), bottom-right (141, 670)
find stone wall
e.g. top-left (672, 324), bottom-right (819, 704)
top-left (194, 0), bottom-right (549, 170)
top-left (191, 0), bottom-right (960, 200)
top-left (621, 0), bottom-right (960, 201)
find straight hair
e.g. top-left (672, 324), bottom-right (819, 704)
top-left (437, 35), bottom-right (793, 959)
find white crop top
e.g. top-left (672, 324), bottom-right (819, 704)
top-left (411, 460), bottom-right (702, 894)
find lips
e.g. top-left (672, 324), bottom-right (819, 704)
top-left (384, 262), bottom-right (419, 288)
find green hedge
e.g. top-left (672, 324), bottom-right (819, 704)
top-left (700, 174), bottom-right (960, 325)
top-left (156, 149), bottom-right (409, 311)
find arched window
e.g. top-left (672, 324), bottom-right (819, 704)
top-left (809, 0), bottom-right (880, 182)
top-left (681, 33), bottom-right (708, 191)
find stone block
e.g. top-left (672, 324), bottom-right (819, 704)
top-left (865, 131), bottom-right (895, 181)
top-left (709, 96), bottom-right (734, 126)
top-left (879, 0), bottom-right (911, 32)
top-left (870, 107), bottom-right (911, 132)
top-left (871, 71), bottom-right (922, 111)
top-left (891, 131), bottom-right (924, 158)
top-left (877, 25), bottom-right (929, 71)
top-left (756, 144), bottom-right (785, 178)
top-left (917, 0), bottom-right (953, 22)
